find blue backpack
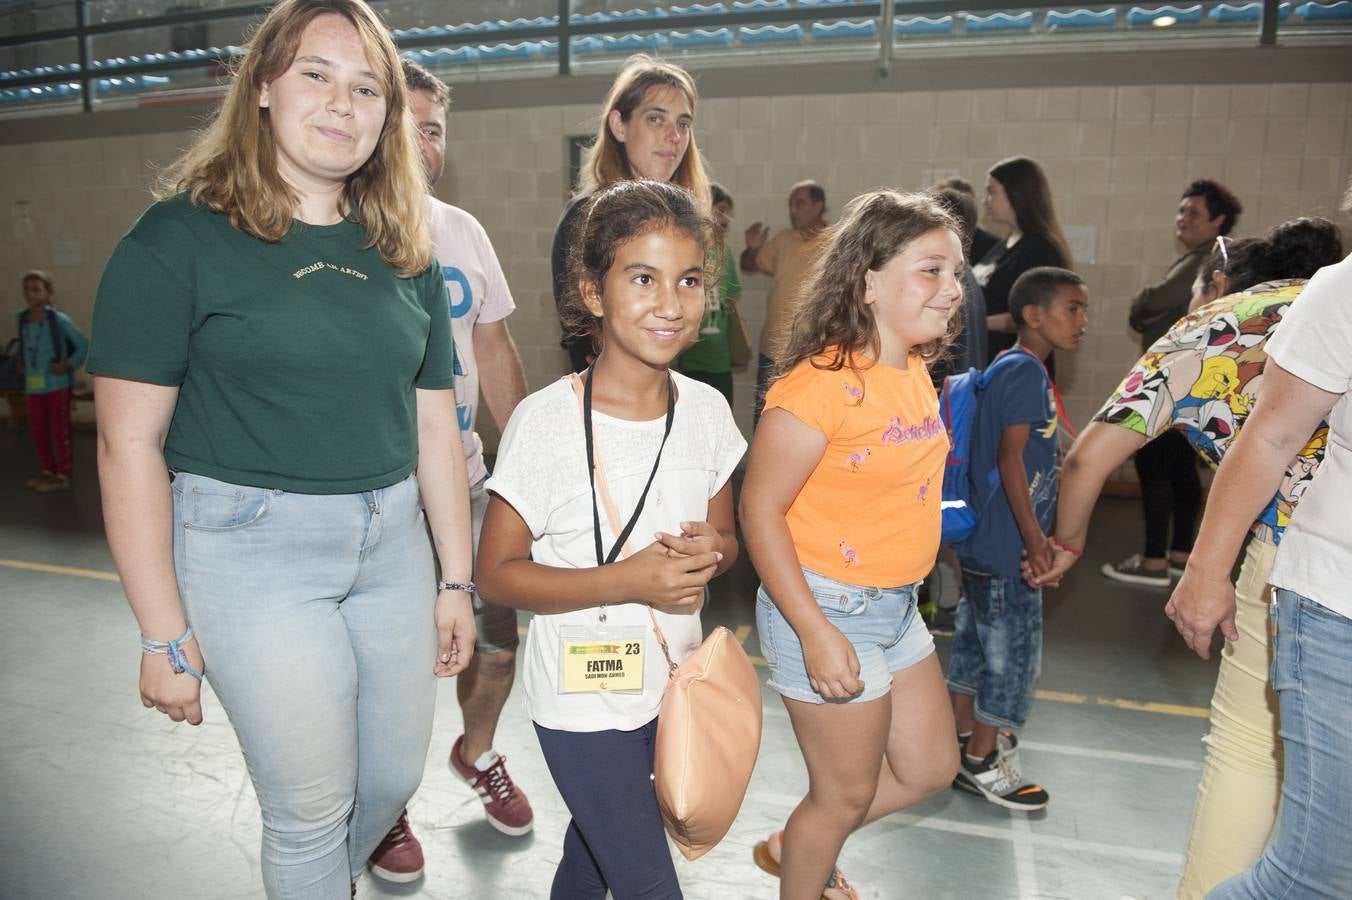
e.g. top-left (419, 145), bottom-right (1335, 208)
top-left (938, 350), bottom-right (1055, 546)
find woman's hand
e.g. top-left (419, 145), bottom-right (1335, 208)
top-left (1165, 566), bottom-right (1238, 660)
top-left (139, 639), bottom-right (205, 725)
top-left (434, 589), bottom-right (476, 677)
top-left (619, 540), bottom-right (721, 614)
top-left (802, 623), bottom-right (864, 700)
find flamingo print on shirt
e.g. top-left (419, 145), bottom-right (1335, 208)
top-left (839, 540), bottom-right (858, 567)
top-left (917, 476), bottom-right (931, 506)
top-left (843, 381), bottom-right (863, 403)
top-left (845, 448), bottom-right (871, 472)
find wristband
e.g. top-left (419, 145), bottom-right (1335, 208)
top-left (437, 580), bottom-right (475, 593)
top-left (141, 627), bottom-right (204, 682)
top-left (1050, 536), bottom-right (1083, 558)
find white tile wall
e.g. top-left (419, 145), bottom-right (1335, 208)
top-left (1, 82), bottom-right (1348, 438)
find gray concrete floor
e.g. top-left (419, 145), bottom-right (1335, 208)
top-left (0, 429), bottom-right (1219, 899)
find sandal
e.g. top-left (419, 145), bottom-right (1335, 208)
top-left (753, 830), bottom-right (860, 900)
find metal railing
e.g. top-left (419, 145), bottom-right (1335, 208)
top-left (0, 0), bottom-right (1308, 113)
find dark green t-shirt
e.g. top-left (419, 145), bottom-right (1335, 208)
top-left (87, 194), bottom-right (456, 494)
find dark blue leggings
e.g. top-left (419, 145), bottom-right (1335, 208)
top-left (534, 719), bottom-right (682, 900)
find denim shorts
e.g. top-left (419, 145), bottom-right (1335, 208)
top-left (946, 568), bottom-right (1043, 729)
top-left (756, 567), bottom-right (934, 705)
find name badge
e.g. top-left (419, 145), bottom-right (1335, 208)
top-left (558, 625), bottom-right (645, 694)
top-left (26, 373), bottom-right (46, 391)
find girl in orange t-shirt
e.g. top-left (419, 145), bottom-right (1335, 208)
top-left (741, 191), bottom-right (965, 900)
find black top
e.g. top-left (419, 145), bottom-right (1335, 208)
top-left (551, 191), bottom-right (595, 374)
top-left (977, 232), bottom-right (1068, 367)
top-left (970, 227), bottom-right (1001, 266)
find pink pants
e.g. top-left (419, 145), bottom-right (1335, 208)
top-left (26, 388), bottom-right (72, 478)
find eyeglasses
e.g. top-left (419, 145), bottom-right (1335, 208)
top-left (1214, 235), bottom-right (1230, 268)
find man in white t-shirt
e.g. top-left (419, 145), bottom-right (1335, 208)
top-left (367, 61), bottom-right (532, 885)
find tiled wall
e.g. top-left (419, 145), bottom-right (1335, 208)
top-left (2, 81), bottom-right (1349, 452)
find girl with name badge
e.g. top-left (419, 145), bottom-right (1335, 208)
top-left (478, 180), bottom-right (744, 899)
top-left (741, 192), bottom-right (965, 900)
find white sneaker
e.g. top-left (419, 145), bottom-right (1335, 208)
top-left (954, 749), bottom-right (1049, 811)
top-left (1101, 554), bottom-right (1171, 588)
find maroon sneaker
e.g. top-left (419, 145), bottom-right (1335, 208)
top-left (449, 735), bottom-right (534, 836)
top-left (367, 809), bottom-right (424, 883)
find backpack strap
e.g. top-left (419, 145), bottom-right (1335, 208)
top-left (45, 308), bottom-right (67, 363)
top-left (988, 347), bottom-right (1079, 439)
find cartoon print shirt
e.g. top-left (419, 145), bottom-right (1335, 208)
top-left (764, 349), bottom-right (948, 588)
top-left (1092, 279), bottom-right (1324, 546)
top-left (955, 353), bottom-right (1058, 578)
top-left (429, 196), bottom-right (517, 486)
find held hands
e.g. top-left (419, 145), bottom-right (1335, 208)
top-left (1165, 566), bottom-right (1238, 660)
top-left (621, 535), bottom-right (722, 615)
top-left (1021, 537), bottom-right (1079, 588)
top-left (802, 623), bottom-right (864, 700)
top-left (139, 639), bottom-right (205, 725)
top-left (434, 589), bottom-right (476, 677)
top-left (744, 222), bottom-right (769, 253)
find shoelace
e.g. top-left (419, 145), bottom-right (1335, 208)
top-left (482, 757), bottom-right (517, 802)
top-left (384, 816), bottom-right (412, 847)
top-left (992, 756), bottom-right (1024, 792)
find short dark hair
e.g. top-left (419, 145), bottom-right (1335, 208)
top-left (1010, 266), bottom-right (1085, 328)
top-left (401, 59), bottom-right (451, 110)
top-left (935, 175), bottom-right (976, 198)
top-left (22, 269), bottom-right (53, 291)
top-left (1181, 179), bottom-right (1242, 236)
top-left (711, 182), bottom-right (734, 208)
top-left (931, 187), bottom-right (978, 249)
top-left (790, 179), bottom-right (826, 206)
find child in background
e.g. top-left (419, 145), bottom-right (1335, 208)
top-left (476, 180), bottom-right (745, 900)
top-left (16, 270), bottom-right (88, 493)
top-left (947, 266), bottom-right (1089, 810)
top-left (741, 191), bottom-right (965, 900)
top-left (678, 182), bottom-right (740, 405)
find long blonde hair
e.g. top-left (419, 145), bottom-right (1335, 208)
top-left (157, 0), bottom-right (431, 277)
top-left (576, 54), bottom-right (710, 208)
top-left (777, 191), bottom-right (964, 387)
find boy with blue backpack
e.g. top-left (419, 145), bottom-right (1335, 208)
top-left (942, 266), bottom-right (1088, 810)
top-left (16, 270), bottom-right (88, 493)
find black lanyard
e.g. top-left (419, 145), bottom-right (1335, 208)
top-left (584, 368), bottom-right (676, 567)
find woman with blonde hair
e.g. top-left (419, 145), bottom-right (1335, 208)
top-left (552, 53), bottom-right (712, 372)
top-left (87, 1), bottom-right (474, 896)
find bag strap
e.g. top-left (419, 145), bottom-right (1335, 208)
top-left (46, 308), bottom-right (66, 363)
top-left (568, 374), bottom-right (679, 675)
top-left (991, 347), bottom-right (1078, 439)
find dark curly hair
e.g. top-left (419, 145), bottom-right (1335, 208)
top-left (1181, 179), bottom-right (1243, 236)
top-left (1224, 217), bottom-right (1343, 292)
top-left (559, 179), bottom-right (714, 352)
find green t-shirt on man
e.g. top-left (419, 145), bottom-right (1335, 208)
top-left (87, 194), bottom-right (456, 494)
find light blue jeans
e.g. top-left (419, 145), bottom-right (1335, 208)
top-left (172, 471), bottom-right (438, 899)
top-left (1209, 588), bottom-right (1352, 899)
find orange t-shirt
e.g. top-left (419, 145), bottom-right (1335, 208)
top-left (764, 350), bottom-right (948, 588)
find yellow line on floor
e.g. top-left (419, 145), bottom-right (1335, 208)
top-left (0, 559), bottom-right (121, 582)
top-left (4, 559), bottom-right (1212, 719)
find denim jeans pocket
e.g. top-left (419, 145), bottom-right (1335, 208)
top-left (179, 475), bottom-right (272, 531)
top-left (961, 570), bottom-right (1005, 622)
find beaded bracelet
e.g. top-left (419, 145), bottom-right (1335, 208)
top-left (437, 580), bottom-right (476, 593)
top-left (141, 627), bottom-right (203, 682)
top-left (1050, 536), bottom-right (1083, 558)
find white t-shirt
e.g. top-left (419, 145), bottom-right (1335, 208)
top-left (1266, 254), bottom-right (1352, 619)
top-left (485, 372), bottom-right (747, 732)
top-left (428, 196), bottom-right (516, 485)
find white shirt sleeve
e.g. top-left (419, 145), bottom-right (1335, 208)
top-left (473, 220), bottom-right (516, 325)
top-left (1267, 258), bottom-right (1352, 395)
top-left (484, 388), bottom-right (563, 538)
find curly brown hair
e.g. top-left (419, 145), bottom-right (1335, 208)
top-left (559, 179), bottom-right (715, 352)
top-left (774, 190), bottom-right (964, 395)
